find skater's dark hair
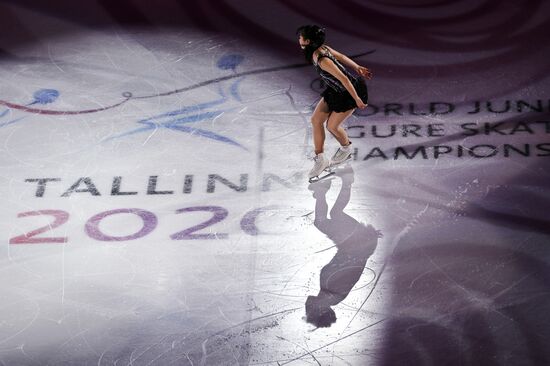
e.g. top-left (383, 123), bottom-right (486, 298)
top-left (296, 25), bottom-right (326, 64)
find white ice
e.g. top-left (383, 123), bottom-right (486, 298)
top-left (1, 3), bottom-right (550, 365)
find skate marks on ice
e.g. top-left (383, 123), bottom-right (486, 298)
top-left (0, 49), bottom-right (372, 159)
top-left (100, 58), bottom-right (311, 151)
top-left (0, 48), bottom-right (374, 115)
top-left (101, 59), bottom-right (251, 150)
top-left (282, 162), bottom-right (550, 364)
top-left (380, 244), bottom-right (550, 365)
top-left (362, 161), bottom-right (550, 364)
top-left (266, 167), bottom-right (384, 364)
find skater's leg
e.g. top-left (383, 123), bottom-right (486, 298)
top-left (311, 98), bottom-right (331, 154)
top-left (326, 109), bottom-right (355, 146)
top-left (307, 99), bottom-right (331, 180)
top-left (327, 109), bottom-right (355, 166)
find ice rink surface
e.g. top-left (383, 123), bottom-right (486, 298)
top-left (1, 0), bottom-right (549, 365)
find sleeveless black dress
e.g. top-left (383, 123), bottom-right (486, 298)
top-left (314, 48), bottom-right (369, 112)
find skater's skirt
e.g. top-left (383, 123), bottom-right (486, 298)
top-left (321, 77), bottom-right (368, 113)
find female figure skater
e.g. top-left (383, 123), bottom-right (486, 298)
top-left (297, 25), bottom-right (372, 181)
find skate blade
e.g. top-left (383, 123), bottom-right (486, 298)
top-left (309, 171), bottom-right (335, 183)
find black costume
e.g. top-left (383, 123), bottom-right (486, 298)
top-left (314, 47), bottom-right (368, 112)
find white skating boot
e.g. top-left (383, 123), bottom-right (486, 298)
top-left (330, 143), bottom-right (352, 166)
top-left (308, 153), bottom-right (330, 183)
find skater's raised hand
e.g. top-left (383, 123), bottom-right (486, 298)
top-left (356, 66), bottom-right (372, 79)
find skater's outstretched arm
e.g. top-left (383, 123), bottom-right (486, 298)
top-left (324, 46), bottom-right (372, 79)
top-left (317, 56), bottom-right (367, 109)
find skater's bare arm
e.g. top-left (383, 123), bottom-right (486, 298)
top-left (325, 46), bottom-right (372, 79)
top-left (317, 57), bottom-right (367, 109)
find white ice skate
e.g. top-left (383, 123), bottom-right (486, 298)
top-left (329, 145), bottom-right (352, 168)
top-left (308, 153), bottom-right (333, 183)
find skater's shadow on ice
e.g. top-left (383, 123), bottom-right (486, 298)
top-left (305, 166), bottom-right (381, 328)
